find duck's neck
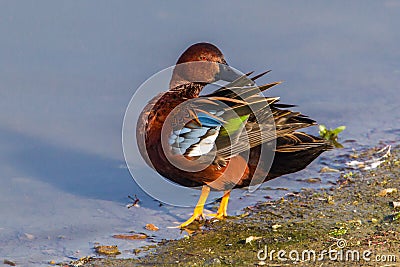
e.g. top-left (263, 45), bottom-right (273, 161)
top-left (169, 82), bottom-right (206, 98)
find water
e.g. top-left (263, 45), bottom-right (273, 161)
top-left (0, 1), bottom-right (399, 265)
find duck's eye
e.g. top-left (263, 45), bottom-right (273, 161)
top-left (199, 56), bottom-right (207, 61)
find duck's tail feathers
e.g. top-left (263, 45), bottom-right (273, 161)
top-left (266, 132), bottom-right (333, 179)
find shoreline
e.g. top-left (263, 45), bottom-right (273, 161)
top-left (69, 145), bottom-right (399, 266)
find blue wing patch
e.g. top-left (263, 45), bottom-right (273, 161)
top-left (168, 111), bottom-right (224, 156)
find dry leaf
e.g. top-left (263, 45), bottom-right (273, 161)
top-left (376, 188), bottom-right (397, 197)
top-left (245, 236), bottom-right (262, 244)
top-left (113, 233), bottom-right (148, 240)
top-left (145, 223), bottom-right (159, 231)
top-left (94, 245), bottom-right (120, 256)
top-left (3, 260), bottom-right (16, 266)
top-left (272, 224), bottom-right (282, 230)
top-left (305, 177), bottom-right (322, 183)
top-left (319, 167), bottom-right (340, 173)
top-left (391, 201), bottom-right (400, 208)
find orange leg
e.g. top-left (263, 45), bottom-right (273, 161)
top-left (178, 185), bottom-right (210, 228)
top-left (208, 190), bottom-right (230, 219)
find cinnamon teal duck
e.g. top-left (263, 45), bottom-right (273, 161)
top-left (137, 43), bottom-right (333, 228)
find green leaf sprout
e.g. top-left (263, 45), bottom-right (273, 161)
top-left (319, 125), bottom-right (346, 148)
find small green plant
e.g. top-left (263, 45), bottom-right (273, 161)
top-left (343, 171), bottom-right (354, 179)
top-left (329, 227), bottom-right (347, 237)
top-left (319, 125), bottom-right (346, 148)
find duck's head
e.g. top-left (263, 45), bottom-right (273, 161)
top-left (169, 42), bottom-right (240, 91)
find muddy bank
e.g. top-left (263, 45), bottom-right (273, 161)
top-left (70, 145), bottom-right (399, 266)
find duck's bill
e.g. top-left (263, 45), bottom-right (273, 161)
top-left (216, 64), bottom-right (244, 82)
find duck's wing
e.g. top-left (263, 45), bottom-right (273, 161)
top-left (207, 72), bottom-right (327, 158)
top-left (168, 72), bottom-right (331, 161)
top-left (167, 96), bottom-right (256, 157)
